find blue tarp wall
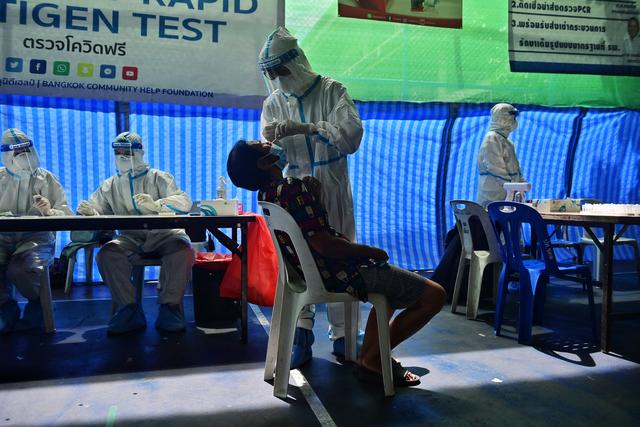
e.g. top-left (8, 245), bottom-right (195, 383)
top-left (1, 95), bottom-right (638, 280)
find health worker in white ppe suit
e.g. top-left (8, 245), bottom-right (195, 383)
top-left (77, 132), bottom-right (195, 335)
top-left (258, 27), bottom-right (364, 367)
top-left (477, 103), bottom-right (526, 208)
top-left (0, 128), bottom-right (72, 333)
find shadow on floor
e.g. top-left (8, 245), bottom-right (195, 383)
top-left (1, 268), bottom-right (639, 426)
top-left (0, 289), bottom-right (268, 384)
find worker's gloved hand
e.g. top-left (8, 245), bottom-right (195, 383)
top-left (77, 200), bottom-right (99, 216)
top-left (262, 120), bottom-right (279, 142)
top-left (133, 193), bottom-right (162, 214)
top-left (274, 120), bottom-right (317, 140)
top-left (32, 195), bottom-right (52, 216)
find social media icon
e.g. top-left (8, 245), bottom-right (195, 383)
top-left (122, 66), bottom-right (138, 81)
top-left (5, 57), bottom-right (23, 72)
top-left (29, 59), bottom-right (46, 74)
top-left (77, 63), bottom-right (93, 77)
top-left (100, 64), bottom-right (116, 79)
top-left (53, 61), bottom-right (70, 76)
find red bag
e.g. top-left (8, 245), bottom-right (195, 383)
top-left (219, 214), bottom-right (278, 306)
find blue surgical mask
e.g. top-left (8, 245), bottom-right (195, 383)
top-left (269, 144), bottom-right (288, 170)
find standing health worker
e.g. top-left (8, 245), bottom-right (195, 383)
top-left (477, 103), bottom-right (525, 208)
top-left (258, 27), bottom-right (364, 367)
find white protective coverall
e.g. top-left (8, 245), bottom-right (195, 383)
top-left (477, 103), bottom-right (525, 208)
top-left (79, 132), bottom-right (195, 308)
top-left (258, 27), bottom-right (363, 339)
top-left (0, 129), bottom-right (72, 313)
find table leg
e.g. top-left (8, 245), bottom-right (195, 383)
top-left (240, 222), bottom-right (248, 343)
top-left (600, 224), bottom-right (614, 353)
top-left (41, 267), bottom-right (55, 334)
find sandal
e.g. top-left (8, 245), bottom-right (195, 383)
top-left (355, 360), bottom-right (421, 387)
top-left (391, 359), bottom-right (421, 387)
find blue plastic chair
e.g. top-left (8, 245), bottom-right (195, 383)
top-left (487, 201), bottom-right (597, 344)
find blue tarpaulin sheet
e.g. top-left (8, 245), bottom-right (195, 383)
top-left (1, 95), bottom-right (638, 279)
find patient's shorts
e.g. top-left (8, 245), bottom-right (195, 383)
top-left (357, 264), bottom-right (427, 309)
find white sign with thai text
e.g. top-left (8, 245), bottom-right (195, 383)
top-left (509, 0), bottom-right (640, 76)
top-left (0, 0), bottom-right (281, 106)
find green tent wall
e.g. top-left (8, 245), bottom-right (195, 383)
top-left (287, 0), bottom-right (640, 108)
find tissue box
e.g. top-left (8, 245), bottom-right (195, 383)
top-left (200, 199), bottom-right (238, 216)
top-left (531, 198), bottom-right (581, 213)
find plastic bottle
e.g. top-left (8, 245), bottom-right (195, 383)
top-left (217, 176), bottom-right (227, 200)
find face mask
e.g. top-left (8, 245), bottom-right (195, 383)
top-left (276, 74), bottom-right (307, 96)
top-left (269, 144), bottom-right (287, 170)
top-left (12, 152), bottom-right (38, 175)
top-left (490, 114), bottom-right (518, 136)
top-left (116, 155), bottom-right (134, 175)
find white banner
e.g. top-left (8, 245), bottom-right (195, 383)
top-left (0, 0), bottom-right (282, 107)
top-left (509, 0), bottom-right (640, 76)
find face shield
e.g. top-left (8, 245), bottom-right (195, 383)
top-left (260, 49), bottom-right (298, 80)
top-left (258, 27), bottom-right (318, 97)
top-left (489, 103), bottom-right (519, 135)
top-left (112, 133), bottom-right (145, 175)
top-left (1, 129), bottom-right (40, 177)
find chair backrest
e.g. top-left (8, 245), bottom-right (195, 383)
top-left (487, 201), bottom-right (560, 274)
top-left (258, 201), bottom-right (326, 296)
top-left (450, 200), bottom-right (502, 260)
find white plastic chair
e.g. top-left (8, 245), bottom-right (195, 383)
top-left (8, 264), bottom-right (55, 333)
top-left (64, 244), bottom-right (99, 294)
top-left (580, 234), bottom-right (640, 283)
top-left (259, 201), bottom-right (394, 398)
top-left (450, 200), bottom-right (503, 320)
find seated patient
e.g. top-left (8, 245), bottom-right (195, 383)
top-left (77, 132), bottom-right (195, 335)
top-left (227, 140), bottom-right (446, 386)
top-left (0, 128), bottom-right (72, 333)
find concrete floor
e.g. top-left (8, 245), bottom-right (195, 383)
top-left (1, 267), bottom-right (639, 427)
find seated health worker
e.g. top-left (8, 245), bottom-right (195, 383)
top-left (0, 128), bottom-right (72, 333)
top-left (76, 132), bottom-right (195, 335)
